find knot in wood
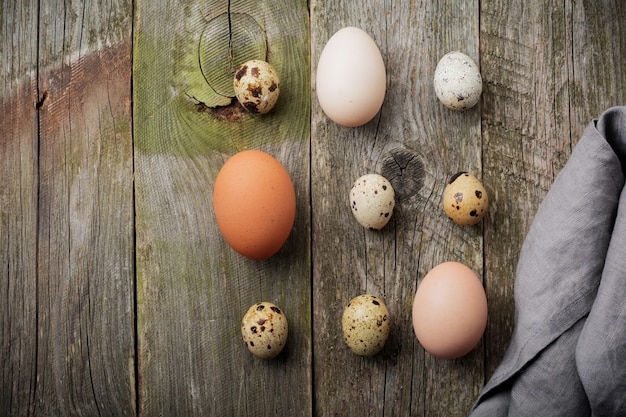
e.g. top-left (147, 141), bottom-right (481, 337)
top-left (199, 12), bottom-right (266, 98)
top-left (380, 148), bottom-right (424, 201)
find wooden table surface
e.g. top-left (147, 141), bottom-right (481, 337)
top-left (2, 0), bottom-right (625, 415)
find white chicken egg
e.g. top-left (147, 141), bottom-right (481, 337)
top-left (316, 27), bottom-right (386, 127)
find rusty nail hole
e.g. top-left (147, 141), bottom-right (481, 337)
top-left (36, 90), bottom-right (49, 110)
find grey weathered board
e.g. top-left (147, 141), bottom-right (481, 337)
top-left (1, 0), bottom-right (135, 416)
top-left (133, 0), bottom-right (311, 415)
top-left (1, 0), bottom-right (625, 416)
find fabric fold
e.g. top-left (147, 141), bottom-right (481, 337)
top-left (470, 106), bottom-right (626, 416)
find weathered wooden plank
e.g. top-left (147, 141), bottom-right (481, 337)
top-left (0, 1), bottom-right (40, 414)
top-left (35, 1), bottom-right (135, 415)
top-left (1, 0), bottom-right (136, 415)
top-left (480, 0), bottom-right (572, 379)
top-left (480, 0), bottom-right (626, 379)
top-left (568, 0), bottom-right (626, 137)
top-left (311, 1), bottom-right (483, 416)
top-left (133, 1), bottom-right (311, 415)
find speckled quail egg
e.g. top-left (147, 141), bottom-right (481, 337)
top-left (342, 294), bottom-right (390, 356)
top-left (241, 302), bottom-right (288, 359)
top-left (233, 59), bottom-right (280, 114)
top-left (350, 174), bottom-right (395, 230)
top-left (443, 172), bottom-right (489, 226)
top-left (433, 51), bottom-right (482, 110)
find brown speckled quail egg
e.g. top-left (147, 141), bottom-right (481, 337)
top-left (241, 302), bottom-right (288, 359)
top-left (342, 294), bottom-right (390, 356)
top-left (350, 174), bottom-right (395, 230)
top-left (433, 51), bottom-right (482, 110)
top-left (233, 60), bottom-right (280, 114)
top-left (443, 172), bottom-right (489, 226)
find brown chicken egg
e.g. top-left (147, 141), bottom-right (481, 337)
top-left (213, 150), bottom-right (296, 260)
top-left (412, 262), bottom-right (487, 359)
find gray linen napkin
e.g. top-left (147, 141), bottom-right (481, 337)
top-left (470, 106), bottom-right (626, 416)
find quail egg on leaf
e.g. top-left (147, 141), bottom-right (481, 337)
top-left (233, 59), bottom-right (280, 114)
top-left (443, 172), bottom-right (488, 226)
top-left (342, 294), bottom-right (391, 356)
top-left (241, 302), bottom-right (288, 359)
top-left (350, 174), bottom-right (395, 230)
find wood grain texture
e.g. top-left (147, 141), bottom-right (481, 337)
top-left (2, 0), bottom-right (626, 416)
top-left (311, 1), bottom-right (483, 416)
top-left (480, 0), bottom-right (626, 379)
top-left (36, 0), bottom-right (135, 415)
top-left (133, 0), bottom-right (311, 415)
top-left (1, 0), bottom-right (135, 415)
top-left (1, 1), bottom-right (39, 414)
